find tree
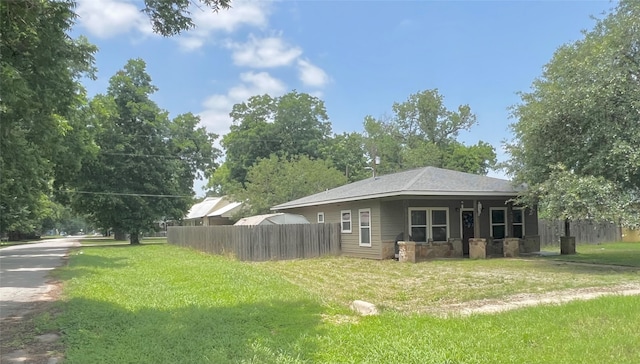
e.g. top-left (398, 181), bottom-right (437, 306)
top-left (221, 91), bottom-right (332, 185)
top-left (0, 0), bottom-right (97, 236)
top-left (0, 0), bottom-right (232, 238)
top-left (361, 90), bottom-right (496, 175)
top-left (71, 59), bottom-right (220, 244)
top-left (142, 0), bottom-right (232, 36)
top-left (506, 0), bottom-right (640, 228)
top-left (321, 132), bottom-right (370, 182)
top-left (234, 155), bottom-right (347, 216)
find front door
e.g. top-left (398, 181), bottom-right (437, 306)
top-left (461, 210), bottom-right (475, 255)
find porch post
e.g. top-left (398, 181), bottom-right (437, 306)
top-left (473, 199), bottom-right (480, 239)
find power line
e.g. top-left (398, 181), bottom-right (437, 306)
top-left (63, 190), bottom-right (192, 198)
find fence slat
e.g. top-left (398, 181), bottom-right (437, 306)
top-left (168, 224), bottom-right (341, 261)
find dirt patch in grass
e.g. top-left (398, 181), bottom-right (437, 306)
top-left (437, 283), bottom-right (640, 316)
top-left (0, 282), bottom-right (65, 364)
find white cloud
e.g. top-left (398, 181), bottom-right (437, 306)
top-left (198, 72), bottom-right (286, 137)
top-left (176, 1), bottom-right (271, 50)
top-left (76, 0), bottom-right (150, 38)
top-left (297, 59), bottom-right (330, 87)
top-left (226, 34), bottom-right (303, 68)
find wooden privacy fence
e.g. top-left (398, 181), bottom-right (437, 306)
top-left (167, 224), bottom-right (341, 261)
top-left (538, 219), bottom-right (621, 246)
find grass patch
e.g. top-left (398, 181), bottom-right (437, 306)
top-left (258, 255), bottom-right (640, 314)
top-left (49, 245), bottom-right (640, 363)
top-left (544, 242), bottom-right (640, 267)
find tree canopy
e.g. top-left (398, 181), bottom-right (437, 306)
top-left (70, 59), bottom-right (220, 243)
top-left (506, 0), bottom-right (640, 227)
top-left (0, 0), bottom-right (231, 237)
top-left (233, 155), bottom-right (347, 216)
top-left (0, 0), bottom-right (97, 235)
top-left (362, 90), bottom-right (496, 175)
top-left (221, 91), bottom-right (332, 186)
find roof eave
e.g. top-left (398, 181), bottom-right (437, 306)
top-left (272, 190), bottom-right (521, 210)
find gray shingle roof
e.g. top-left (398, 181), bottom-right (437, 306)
top-left (272, 166), bottom-right (522, 210)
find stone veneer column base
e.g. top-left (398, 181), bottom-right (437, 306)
top-left (503, 238), bottom-right (520, 257)
top-left (398, 241), bottom-right (416, 263)
top-left (469, 238), bottom-right (487, 259)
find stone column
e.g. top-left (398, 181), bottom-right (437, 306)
top-left (503, 238), bottom-right (520, 257)
top-left (468, 238), bottom-right (487, 259)
top-left (449, 238), bottom-right (463, 257)
top-left (398, 241), bottom-right (417, 263)
top-left (560, 236), bottom-right (576, 255)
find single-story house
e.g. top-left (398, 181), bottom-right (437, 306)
top-left (272, 166), bottom-right (539, 260)
top-left (234, 213), bottom-right (310, 226)
top-left (183, 196), bottom-right (242, 226)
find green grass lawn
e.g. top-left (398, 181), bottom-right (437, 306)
top-left (541, 242), bottom-right (640, 267)
top-left (45, 243), bottom-right (640, 363)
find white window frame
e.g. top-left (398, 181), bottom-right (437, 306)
top-left (341, 210), bottom-right (352, 233)
top-left (512, 208), bottom-right (525, 238)
top-left (408, 207), bottom-right (450, 242)
top-left (317, 212), bottom-right (325, 224)
top-left (490, 207), bottom-right (507, 239)
top-left (359, 208), bottom-right (371, 247)
top-left (430, 208), bottom-right (449, 242)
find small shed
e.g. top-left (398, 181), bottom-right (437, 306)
top-left (234, 213), bottom-right (310, 226)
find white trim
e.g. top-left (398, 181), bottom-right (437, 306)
top-left (317, 212), bottom-right (325, 223)
top-left (272, 191), bottom-right (520, 210)
top-left (490, 207), bottom-right (507, 239)
top-left (408, 207), bottom-right (450, 242)
top-left (512, 207), bottom-right (525, 238)
top-left (358, 208), bottom-right (372, 247)
top-left (340, 210), bottom-right (352, 233)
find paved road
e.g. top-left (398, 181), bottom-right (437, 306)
top-left (0, 238), bottom-right (79, 318)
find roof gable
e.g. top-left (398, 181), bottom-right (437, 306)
top-left (273, 166), bottom-right (522, 210)
top-left (185, 197), bottom-right (229, 219)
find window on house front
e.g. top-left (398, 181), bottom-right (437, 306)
top-left (341, 210), bottom-right (352, 233)
top-left (317, 212), bottom-right (325, 223)
top-left (491, 208), bottom-right (507, 239)
top-left (359, 209), bottom-right (371, 247)
top-left (512, 208), bottom-right (525, 238)
top-left (409, 208), bottom-right (449, 242)
top-left (431, 209), bottom-right (448, 241)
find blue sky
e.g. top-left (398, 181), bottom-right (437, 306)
top-left (73, 0), bottom-right (614, 188)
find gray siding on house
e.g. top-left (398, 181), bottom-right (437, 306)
top-left (284, 200), bottom-right (382, 260)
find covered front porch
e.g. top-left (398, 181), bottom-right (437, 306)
top-left (380, 197), bottom-right (541, 261)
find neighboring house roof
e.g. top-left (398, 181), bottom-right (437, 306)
top-left (208, 202), bottom-right (242, 218)
top-left (185, 197), bottom-right (238, 220)
top-left (234, 213), bottom-right (310, 226)
top-left (273, 166), bottom-right (523, 210)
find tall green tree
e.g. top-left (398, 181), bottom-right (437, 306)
top-left (321, 132), bottom-right (370, 182)
top-left (0, 0), bottom-right (232, 238)
top-left (362, 90), bottom-right (496, 175)
top-left (71, 59), bottom-right (220, 243)
top-left (234, 155), bottom-right (347, 215)
top-left (506, 0), bottom-right (639, 227)
top-left (0, 0), bottom-right (97, 236)
top-left (221, 91), bottom-right (332, 185)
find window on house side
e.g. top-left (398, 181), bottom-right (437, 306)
top-left (317, 212), bottom-right (325, 223)
top-left (341, 210), bottom-right (352, 233)
top-left (359, 209), bottom-right (371, 247)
